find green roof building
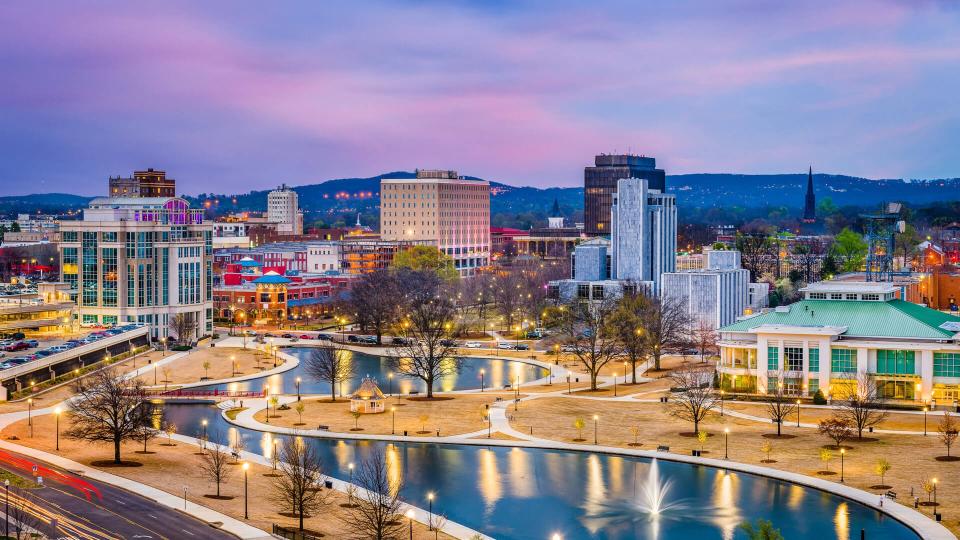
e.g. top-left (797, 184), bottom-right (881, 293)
top-left (717, 281), bottom-right (960, 403)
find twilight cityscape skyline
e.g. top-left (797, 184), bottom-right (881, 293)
top-left (2, 0), bottom-right (960, 195)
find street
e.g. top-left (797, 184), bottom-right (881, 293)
top-left (0, 448), bottom-right (236, 539)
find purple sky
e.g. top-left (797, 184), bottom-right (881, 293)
top-left (1, 1), bottom-right (959, 195)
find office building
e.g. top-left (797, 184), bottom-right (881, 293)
top-left (108, 168), bottom-right (176, 198)
top-left (267, 184), bottom-right (304, 235)
top-left (584, 154), bottom-right (665, 236)
top-left (380, 170), bottom-right (490, 276)
top-left (661, 250), bottom-right (756, 329)
top-left (717, 281), bottom-right (960, 400)
top-left (610, 178), bottom-right (676, 290)
top-left (59, 196), bottom-right (213, 341)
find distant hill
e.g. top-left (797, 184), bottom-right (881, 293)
top-left (3, 172), bottom-right (960, 217)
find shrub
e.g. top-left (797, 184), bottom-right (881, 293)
top-left (813, 389), bottom-right (827, 405)
top-left (171, 344), bottom-right (192, 351)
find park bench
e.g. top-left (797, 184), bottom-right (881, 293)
top-left (657, 445), bottom-right (670, 452)
top-left (886, 490), bottom-right (897, 500)
top-left (317, 425), bottom-right (329, 431)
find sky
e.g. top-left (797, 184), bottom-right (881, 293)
top-left (1, 0), bottom-right (959, 195)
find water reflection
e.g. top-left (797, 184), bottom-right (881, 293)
top-left (195, 348), bottom-right (548, 395)
top-left (160, 404), bottom-right (919, 540)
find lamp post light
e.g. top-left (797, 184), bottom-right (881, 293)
top-left (295, 377), bottom-right (301, 401)
top-left (27, 398), bottom-right (32, 438)
top-left (427, 492), bottom-right (435, 531)
top-left (4, 479), bottom-right (8, 538)
top-left (840, 448), bottom-right (846, 483)
top-left (933, 478), bottom-right (938, 507)
top-left (242, 462), bottom-right (249, 519)
top-left (724, 427), bottom-right (730, 459)
top-left (391, 407), bottom-right (397, 434)
top-left (924, 407), bottom-right (929, 436)
top-left (479, 369), bottom-right (485, 392)
top-left (201, 418), bottom-right (208, 441)
top-left (796, 399), bottom-right (801, 427)
top-left (272, 439), bottom-right (279, 471)
top-left (613, 372), bottom-right (618, 397)
top-left (406, 509), bottom-right (414, 540)
top-left (231, 355), bottom-right (237, 377)
top-left (593, 415), bottom-right (599, 445)
top-left (567, 375), bottom-right (571, 395)
top-left (54, 407), bottom-right (61, 451)
top-left (720, 390), bottom-right (725, 416)
top-left (552, 534), bottom-right (562, 540)
top-left (388, 373), bottom-right (394, 397)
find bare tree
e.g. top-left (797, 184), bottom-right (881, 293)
top-left (765, 375), bottom-right (798, 437)
top-left (558, 299), bottom-right (620, 390)
top-left (609, 291), bottom-right (649, 384)
top-left (691, 319), bottom-right (718, 363)
top-left (835, 373), bottom-right (889, 439)
top-left (64, 368), bottom-right (153, 464)
top-left (389, 291), bottom-right (461, 399)
top-left (460, 272), bottom-right (496, 333)
top-left (348, 270), bottom-right (403, 345)
top-left (169, 312), bottom-right (197, 345)
top-left (339, 450), bottom-right (405, 540)
top-left (6, 487), bottom-right (45, 540)
top-left (303, 343), bottom-right (354, 401)
top-left (939, 411), bottom-right (960, 459)
top-left (137, 409), bottom-right (162, 454)
top-left (640, 296), bottom-right (692, 371)
top-left (667, 365), bottom-right (718, 435)
top-left (199, 436), bottom-right (234, 498)
top-left (271, 435), bottom-right (330, 532)
top-left (490, 270), bottom-right (524, 330)
top-left (818, 416), bottom-right (853, 449)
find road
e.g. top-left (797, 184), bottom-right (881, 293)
top-left (0, 448), bottom-right (237, 540)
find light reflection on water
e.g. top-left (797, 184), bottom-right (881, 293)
top-left (194, 348), bottom-right (548, 396)
top-left (161, 402), bottom-right (920, 540)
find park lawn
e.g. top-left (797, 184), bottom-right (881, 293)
top-left (135, 347), bottom-right (278, 387)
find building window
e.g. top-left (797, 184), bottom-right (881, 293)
top-left (577, 284), bottom-right (589, 299)
top-left (934, 353), bottom-right (960, 378)
top-left (876, 350), bottom-right (915, 375)
top-left (62, 231), bottom-right (78, 242)
top-left (830, 293), bottom-right (843, 300)
top-left (591, 285), bottom-right (604, 299)
top-left (808, 379), bottom-right (819, 396)
top-left (809, 293), bottom-right (826, 300)
top-left (831, 348), bottom-right (857, 373)
top-left (785, 347), bottom-right (803, 371)
top-left (862, 294), bottom-right (880, 301)
top-left (767, 346), bottom-right (779, 371)
top-left (808, 347), bottom-right (819, 372)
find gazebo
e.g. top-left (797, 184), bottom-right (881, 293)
top-left (350, 377), bottom-right (386, 414)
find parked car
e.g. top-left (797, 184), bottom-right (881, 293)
top-left (281, 333), bottom-right (293, 339)
top-left (3, 342), bottom-right (29, 352)
top-left (464, 341), bottom-right (482, 349)
top-left (299, 334), bottom-right (313, 340)
top-left (515, 343), bottom-right (530, 351)
top-left (317, 334), bottom-right (334, 341)
top-left (359, 336), bottom-right (378, 344)
top-left (347, 335), bottom-right (360, 343)
top-left (560, 344), bottom-right (578, 353)
top-left (525, 330), bottom-right (543, 339)
top-left (497, 342), bottom-right (514, 350)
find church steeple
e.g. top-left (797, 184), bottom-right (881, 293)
top-left (802, 166), bottom-right (816, 223)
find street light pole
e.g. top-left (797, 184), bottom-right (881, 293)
top-left (840, 448), bottom-right (845, 483)
top-left (388, 373), bottom-right (394, 397)
top-left (924, 407), bottom-right (928, 436)
top-left (391, 407), bottom-right (396, 435)
top-left (406, 509), bottom-right (414, 540)
top-left (54, 407), bottom-right (61, 451)
top-left (796, 399), bottom-right (801, 427)
top-left (724, 427), bottom-right (730, 459)
top-left (614, 372), bottom-right (618, 397)
top-left (242, 462), bottom-right (249, 519)
top-left (593, 415), bottom-right (599, 445)
top-left (5, 479), bottom-right (9, 538)
top-left (479, 369), bottom-right (484, 392)
top-left (427, 492), bottom-right (434, 531)
top-left (720, 390), bottom-right (725, 416)
top-left (295, 377), bottom-right (301, 401)
top-left (27, 399), bottom-right (32, 438)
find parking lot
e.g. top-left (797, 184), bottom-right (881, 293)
top-left (0, 324), bottom-right (144, 371)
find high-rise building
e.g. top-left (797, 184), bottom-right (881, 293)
top-left (380, 170), bottom-right (490, 276)
top-left (267, 184), bottom-right (304, 235)
top-left (584, 154), bottom-right (665, 236)
top-left (610, 178), bottom-right (676, 290)
top-left (803, 166), bottom-right (816, 223)
top-left (108, 168), bottom-right (176, 198)
top-left (59, 196), bottom-right (213, 340)
top-left (661, 249), bottom-right (755, 329)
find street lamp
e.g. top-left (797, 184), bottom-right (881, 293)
top-left (593, 415), bottom-right (599, 445)
top-left (295, 377), bottom-right (301, 401)
top-left (4, 479), bottom-right (8, 538)
top-left (242, 462), bottom-right (249, 519)
top-left (613, 372), bottom-right (618, 397)
top-left (231, 355), bottom-right (236, 377)
top-left (840, 448), bottom-right (845, 483)
top-left (924, 407), bottom-right (929, 436)
top-left (720, 390), bottom-right (725, 416)
top-left (552, 535), bottom-right (562, 540)
top-left (27, 398), bottom-right (32, 438)
top-left (479, 369), bottom-right (485, 392)
top-left (933, 478), bottom-right (938, 507)
top-left (406, 509), bottom-right (415, 540)
top-left (388, 373), bottom-right (394, 396)
top-left (427, 492), bottom-right (435, 531)
top-left (391, 407), bottom-right (397, 435)
top-left (724, 427), bottom-right (730, 459)
top-left (796, 399), bottom-right (801, 427)
top-left (201, 418), bottom-right (208, 441)
top-left (54, 407), bottom-right (61, 451)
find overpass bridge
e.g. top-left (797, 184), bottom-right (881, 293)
top-left (1, 325), bottom-right (151, 400)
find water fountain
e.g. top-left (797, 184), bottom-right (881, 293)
top-left (636, 458), bottom-right (671, 516)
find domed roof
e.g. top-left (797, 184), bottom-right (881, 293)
top-left (253, 271), bottom-right (291, 284)
top-left (350, 377), bottom-right (385, 400)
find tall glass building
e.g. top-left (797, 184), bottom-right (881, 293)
top-left (584, 154), bottom-right (665, 236)
top-left (59, 196), bottom-right (213, 341)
